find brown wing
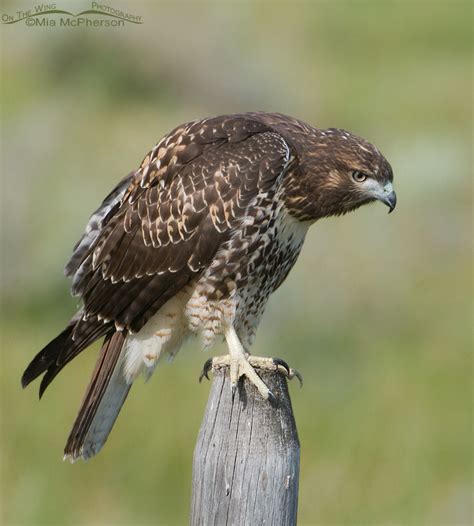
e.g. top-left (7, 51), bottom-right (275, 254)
top-left (66, 114), bottom-right (293, 335)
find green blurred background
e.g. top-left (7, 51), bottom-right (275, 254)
top-left (1, 1), bottom-right (472, 524)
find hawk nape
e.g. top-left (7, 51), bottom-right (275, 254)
top-left (22, 112), bottom-right (396, 461)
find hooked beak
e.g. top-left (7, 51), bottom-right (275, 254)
top-left (377, 183), bottom-right (397, 213)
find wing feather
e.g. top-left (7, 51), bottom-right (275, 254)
top-left (67, 115), bottom-right (293, 335)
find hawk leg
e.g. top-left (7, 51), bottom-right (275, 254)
top-left (199, 327), bottom-right (303, 400)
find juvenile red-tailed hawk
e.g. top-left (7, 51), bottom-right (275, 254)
top-left (22, 112), bottom-right (396, 461)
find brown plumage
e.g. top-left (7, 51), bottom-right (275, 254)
top-left (22, 112), bottom-right (396, 461)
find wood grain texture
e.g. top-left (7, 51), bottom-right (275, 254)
top-left (190, 366), bottom-right (300, 526)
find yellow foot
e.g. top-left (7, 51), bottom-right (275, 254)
top-left (199, 354), bottom-right (303, 401)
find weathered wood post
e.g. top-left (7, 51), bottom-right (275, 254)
top-left (190, 365), bottom-right (300, 526)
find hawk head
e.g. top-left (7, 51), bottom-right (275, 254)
top-left (293, 128), bottom-right (396, 220)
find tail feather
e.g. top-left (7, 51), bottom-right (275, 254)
top-left (21, 314), bottom-right (111, 398)
top-left (63, 331), bottom-right (130, 462)
top-left (39, 320), bottom-right (112, 398)
top-left (21, 325), bottom-right (74, 390)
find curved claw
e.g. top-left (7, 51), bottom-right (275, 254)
top-left (198, 357), bottom-right (214, 383)
top-left (290, 368), bottom-right (304, 388)
top-left (272, 357), bottom-right (291, 376)
top-left (267, 390), bottom-right (277, 406)
top-left (272, 358), bottom-right (303, 387)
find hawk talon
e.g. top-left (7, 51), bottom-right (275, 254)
top-left (200, 355), bottom-right (303, 389)
top-left (271, 358), bottom-right (303, 387)
top-left (267, 390), bottom-right (277, 405)
top-left (198, 357), bottom-right (214, 383)
top-left (290, 368), bottom-right (304, 388)
top-left (249, 356), bottom-right (303, 387)
top-left (272, 357), bottom-right (291, 376)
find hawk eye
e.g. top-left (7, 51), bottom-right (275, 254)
top-left (351, 171), bottom-right (367, 183)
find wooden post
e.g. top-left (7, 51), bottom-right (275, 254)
top-left (190, 365), bottom-right (300, 526)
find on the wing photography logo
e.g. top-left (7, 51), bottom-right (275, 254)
top-left (2, 3), bottom-right (142, 27)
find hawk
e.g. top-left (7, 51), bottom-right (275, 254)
top-left (22, 112), bottom-right (396, 461)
